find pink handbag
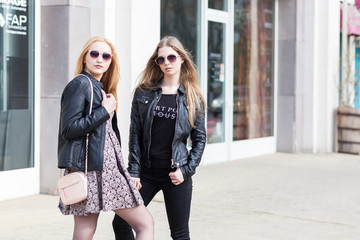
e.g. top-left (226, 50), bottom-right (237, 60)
top-left (55, 74), bottom-right (93, 205)
top-left (57, 171), bottom-right (88, 205)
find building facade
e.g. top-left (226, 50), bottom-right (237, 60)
top-left (0, 0), bottom-right (340, 201)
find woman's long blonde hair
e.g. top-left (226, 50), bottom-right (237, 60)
top-left (74, 36), bottom-right (120, 101)
top-left (136, 36), bottom-right (206, 128)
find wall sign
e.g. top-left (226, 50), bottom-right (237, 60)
top-left (0, 0), bottom-right (28, 35)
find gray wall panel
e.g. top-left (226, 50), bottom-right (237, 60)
top-left (40, 3), bottom-right (90, 194)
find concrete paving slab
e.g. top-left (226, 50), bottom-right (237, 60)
top-left (0, 153), bottom-right (360, 239)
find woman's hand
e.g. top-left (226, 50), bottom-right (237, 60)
top-left (132, 177), bottom-right (142, 190)
top-left (169, 168), bottom-right (184, 185)
top-left (101, 90), bottom-right (117, 113)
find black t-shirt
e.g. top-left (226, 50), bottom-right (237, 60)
top-left (149, 94), bottom-right (177, 168)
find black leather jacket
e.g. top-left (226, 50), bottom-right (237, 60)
top-left (58, 72), bottom-right (121, 172)
top-left (128, 84), bottom-right (206, 180)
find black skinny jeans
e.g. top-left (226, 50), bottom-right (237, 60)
top-left (112, 165), bottom-right (193, 240)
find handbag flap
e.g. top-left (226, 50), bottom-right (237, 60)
top-left (57, 172), bottom-right (86, 189)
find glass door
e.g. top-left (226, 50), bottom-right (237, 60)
top-left (207, 21), bottom-right (226, 144)
top-left (201, 2), bottom-right (232, 164)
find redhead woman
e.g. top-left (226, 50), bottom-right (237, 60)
top-left (57, 36), bottom-right (154, 240)
top-left (112, 36), bottom-right (206, 240)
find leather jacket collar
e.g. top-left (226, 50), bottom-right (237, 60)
top-left (82, 71), bottom-right (104, 89)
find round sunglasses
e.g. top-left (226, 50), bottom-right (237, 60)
top-left (89, 50), bottom-right (112, 61)
top-left (155, 54), bottom-right (181, 65)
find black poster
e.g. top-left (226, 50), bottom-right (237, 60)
top-left (0, 0), bottom-right (34, 170)
top-left (0, 0), bottom-right (31, 110)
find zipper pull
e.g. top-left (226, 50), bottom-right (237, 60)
top-left (171, 159), bottom-right (175, 169)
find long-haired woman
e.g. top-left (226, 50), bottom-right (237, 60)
top-left (57, 36), bottom-right (154, 240)
top-left (112, 36), bottom-right (206, 240)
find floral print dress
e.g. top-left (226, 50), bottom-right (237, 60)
top-left (59, 112), bottom-right (143, 216)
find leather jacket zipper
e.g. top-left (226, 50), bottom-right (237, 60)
top-left (171, 94), bottom-right (179, 169)
top-left (147, 92), bottom-right (161, 163)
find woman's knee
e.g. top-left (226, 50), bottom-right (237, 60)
top-left (134, 209), bottom-right (154, 232)
top-left (114, 205), bottom-right (153, 231)
top-left (147, 213), bottom-right (155, 229)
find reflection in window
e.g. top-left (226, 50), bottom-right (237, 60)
top-left (161, 0), bottom-right (200, 66)
top-left (0, 1), bottom-right (35, 171)
top-left (233, 0), bottom-right (275, 140)
top-left (207, 21), bottom-right (225, 143)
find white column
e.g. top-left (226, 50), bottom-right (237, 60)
top-left (295, 0), bottom-right (340, 152)
top-left (90, 0), bottom-right (105, 37)
top-left (104, 0), bottom-right (116, 43)
top-left (113, 0), bottom-right (160, 162)
top-left (326, 0), bottom-right (341, 152)
top-left (295, 0), bottom-right (316, 152)
top-left (317, 0), bottom-right (340, 152)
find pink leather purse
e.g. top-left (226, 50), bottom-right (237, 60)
top-left (57, 171), bottom-right (88, 205)
top-left (55, 74), bottom-right (93, 205)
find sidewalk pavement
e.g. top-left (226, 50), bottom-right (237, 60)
top-left (1, 153), bottom-right (360, 240)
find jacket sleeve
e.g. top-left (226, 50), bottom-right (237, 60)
top-left (128, 89), bottom-right (143, 177)
top-left (59, 78), bottom-right (110, 140)
top-left (180, 105), bottom-right (206, 180)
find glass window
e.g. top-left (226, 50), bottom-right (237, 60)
top-left (207, 21), bottom-right (226, 143)
top-left (0, 0), bottom-right (35, 171)
top-left (161, 0), bottom-right (201, 66)
top-left (233, 0), bottom-right (275, 141)
top-left (208, 0), bottom-right (228, 11)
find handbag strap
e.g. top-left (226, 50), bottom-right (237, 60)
top-left (81, 74), bottom-right (93, 176)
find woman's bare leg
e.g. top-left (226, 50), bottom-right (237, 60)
top-left (114, 205), bottom-right (154, 240)
top-left (73, 213), bottom-right (99, 240)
